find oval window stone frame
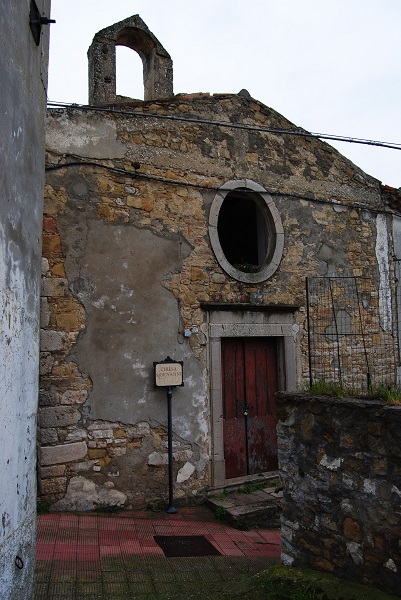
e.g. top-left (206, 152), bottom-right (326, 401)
top-left (209, 179), bottom-right (284, 283)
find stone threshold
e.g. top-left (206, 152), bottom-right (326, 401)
top-left (206, 475), bottom-right (283, 531)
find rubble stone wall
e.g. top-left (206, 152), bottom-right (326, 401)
top-left (276, 392), bottom-right (401, 597)
top-left (39, 93), bottom-right (390, 509)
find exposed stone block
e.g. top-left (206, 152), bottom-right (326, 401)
top-left (108, 447), bottom-right (126, 457)
top-left (40, 298), bottom-right (51, 327)
top-left (90, 429), bottom-right (114, 439)
top-left (39, 406), bottom-right (81, 428)
top-left (40, 441), bottom-right (87, 465)
top-left (39, 352), bottom-right (54, 376)
top-left (211, 273), bottom-right (225, 284)
top-left (88, 449), bottom-right (106, 459)
top-left (88, 440), bottom-right (107, 449)
top-left (52, 476), bottom-right (126, 511)
top-left (55, 313), bottom-right (81, 330)
top-left (39, 465), bottom-right (66, 479)
top-left (88, 422), bottom-right (120, 430)
top-left (177, 462), bottom-right (195, 483)
top-left (42, 233), bottom-right (62, 255)
top-left (70, 461), bottom-right (95, 473)
top-left (41, 257), bottom-right (49, 275)
top-left (113, 428), bottom-right (126, 439)
top-left (190, 267), bottom-right (209, 283)
top-left (173, 449), bottom-right (193, 462)
top-left (39, 428), bottom-right (58, 445)
top-left (343, 517), bottom-right (363, 543)
top-left (60, 390), bottom-right (87, 405)
top-left (126, 195), bottom-right (154, 211)
top-left (51, 262), bottom-right (66, 277)
top-left (40, 330), bottom-right (66, 352)
top-left (65, 428), bottom-right (88, 443)
top-left (51, 362), bottom-right (83, 379)
top-left (39, 477), bottom-right (67, 495)
top-left (96, 204), bottom-right (129, 223)
top-left (41, 277), bottom-right (69, 297)
top-left (39, 389), bottom-right (59, 407)
top-left (148, 452), bottom-right (168, 466)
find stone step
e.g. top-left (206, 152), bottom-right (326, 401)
top-left (206, 485), bottom-right (282, 530)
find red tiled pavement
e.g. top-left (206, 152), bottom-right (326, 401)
top-left (35, 506), bottom-right (281, 598)
top-left (37, 506), bottom-right (281, 561)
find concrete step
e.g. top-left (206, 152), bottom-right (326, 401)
top-left (206, 485), bottom-right (283, 530)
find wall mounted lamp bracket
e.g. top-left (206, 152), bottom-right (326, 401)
top-left (30, 0), bottom-right (56, 46)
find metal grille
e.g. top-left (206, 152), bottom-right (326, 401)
top-left (306, 276), bottom-right (399, 391)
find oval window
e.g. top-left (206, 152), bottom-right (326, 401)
top-left (209, 180), bottom-right (284, 283)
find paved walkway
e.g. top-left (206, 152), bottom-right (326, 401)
top-left (35, 506), bottom-right (281, 599)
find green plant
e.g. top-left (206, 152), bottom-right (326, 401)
top-left (212, 488), bottom-right (230, 500)
top-left (37, 500), bottom-right (50, 514)
top-left (233, 262), bottom-right (258, 273)
top-left (368, 385), bottom-right (401, 405)
top-left (252, 567), bottom-right (322, 600)
top-left (147, 499), bottom-right (166, 512)
top-left (239, 480), bottom-right (277, 494)
top-left (214, 505), bottom-right (228, 522)
top-left (306, 380), bottom-right (401, 405)
top-left (206, 488), bottom-right (230, 500)
top-left (307, 380), bottom-right (352, 398)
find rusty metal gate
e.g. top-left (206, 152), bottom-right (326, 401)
top-left (306, 276), bottom-right (399, 391)
top-left (221, 337), bottom-right (278, 479)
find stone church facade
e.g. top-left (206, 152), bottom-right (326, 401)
top-left (38, 16), bottom-right (400, 510)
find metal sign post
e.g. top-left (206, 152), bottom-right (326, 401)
top-left (165, 384), bottom-right (176, 514)
top-left (154, 357), bottom-right (183, 514)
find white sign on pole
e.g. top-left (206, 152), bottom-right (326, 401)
top-left (154, 359), bottom-right (184, 387)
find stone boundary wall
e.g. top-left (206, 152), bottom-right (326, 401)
top-left (276, 392), bottom-right (401, 597)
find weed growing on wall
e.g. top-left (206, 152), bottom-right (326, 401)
top-left (306, 380), bottom-right (401, 405)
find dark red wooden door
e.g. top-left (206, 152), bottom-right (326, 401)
top-left (222, 337), bottom-right (278, 479)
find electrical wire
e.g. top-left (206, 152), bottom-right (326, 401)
top-left (45, 157), bottom-right (395, 215)
top-left (47, 100), bottom-right (401, 152)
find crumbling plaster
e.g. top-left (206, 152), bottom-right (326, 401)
top-left (46, 111), bottom-right (126, 159)
top-left (39, 92), bottom-right (389, 509)
top-left (1, 0), bottom-right (50, 597)
top-left (61, 212), bottom-right (204, 434)
top-left (39, 15), bottom-right (395, 510)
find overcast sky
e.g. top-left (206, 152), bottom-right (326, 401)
top-left (48, 0), bottom-right (401, 188)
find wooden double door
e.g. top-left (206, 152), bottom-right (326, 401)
top-left (222, 337), bottom-right (278, 479)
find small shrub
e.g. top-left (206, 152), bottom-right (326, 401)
top-left (239, 480), bottom-right (277, 494)
top-left (233, 262), bottom-right (258, 273)
top-left (37, 500), bottom-right (50, 515)
top-left (252, 567), bottom-right (323, 600)
top-left (368, 385), bottom-right (401, 405)
top-left (146, 498), bottom-right (166, 511)
top-left (307, 380), bottom-right (353, 398)
top-left (214, 505), bottom-right (228, 522)
top-left (306, 380), bottom-right (401, 405)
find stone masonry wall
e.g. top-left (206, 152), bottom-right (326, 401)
top-left (276, 392), bottom-right (401, 597)
top-left (39, 93), bottom-right (393, 510)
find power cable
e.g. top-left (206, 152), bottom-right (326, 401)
top-left (45, 157), bottom-right (394, 215)
top-left (47, 101), bottom-right (401, 152)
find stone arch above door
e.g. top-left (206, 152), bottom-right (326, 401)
top-left (88, 15), bottom-right (174, 105)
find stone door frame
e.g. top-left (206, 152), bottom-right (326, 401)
top-left (205, 305), bottom-right (298, 487)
